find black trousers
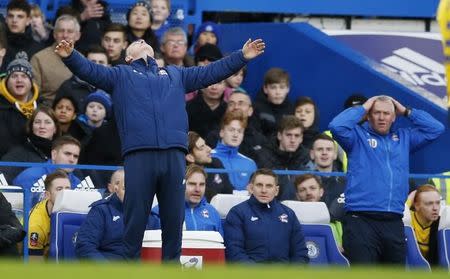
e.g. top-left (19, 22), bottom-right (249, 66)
top-left (342, 212), bottom-right (406, 266)
top-left (122, 149), bottom-right (186, 261)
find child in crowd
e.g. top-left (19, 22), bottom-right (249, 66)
top-left (224, 66), bottom-right (247, 101)
top-left (151, 0), bottom-right (172, 43)
top-left (188, 21), bottom-right (220, 56)
top-left (294, 96), bottom-right (320, 149)
top-left (254, 67), bottom-right (294, 137)
top-left (30, 4), bottom-right (52, 46)
top-left (78, 90), bottom-right (112, 130)
top-left (52, 95), bottom-right (78, 134)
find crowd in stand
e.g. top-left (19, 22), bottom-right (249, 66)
top-left (0, 0), bottom-right (446, 268)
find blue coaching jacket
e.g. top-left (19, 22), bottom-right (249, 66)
top-left (152, 197), bottom-right (223, 236)
top-left (329, 106), bottom-right (444, 214)
top-left (224, 195), bottom-right (309, 263)
top-left (211, 142), bottom-right (257, 191)
top-left (75, 193), bottom-right (125, 260)
top-left (62, 50), bottom-right (248, 156)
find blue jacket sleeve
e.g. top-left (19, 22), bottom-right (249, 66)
top-left (328, 106), bottom-right (366, 152)
top-left (407, 109), bottom-right (445, 152)
top-left (223, 207), bottom-right (255, 263)
top-left (62, 50), bottom-right (119, 93)
top-left (150, 206), bottom-right (161, 229)
top-left (289, 212), bottom-right (309, 263)
top-left (180, 50), bottom-right (247, 93)
top-left (75, 206), bottom-right (107, 261)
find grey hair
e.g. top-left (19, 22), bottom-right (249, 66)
top-left (54, 14), bottom-right (80, 33)
top-left (374, 95), bottom-right (395, 111)
top-left (161, 27), bottom-right (187, 45)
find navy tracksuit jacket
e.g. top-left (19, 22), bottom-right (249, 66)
top-left (63, 49), bottom-right (248, 260)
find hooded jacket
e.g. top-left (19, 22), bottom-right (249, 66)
top-left (62, 49), bottom-right (247, 156)
top-left (329, 106), bottom-right (444, 214)
top-left (211, 142), bottom-right (257, 191)
top-left (75, 193), bottom-right (125, 261)
top-left (224, 195), bottom-right (309, 263)
top-left (152, 197), bottom-right (223, 237)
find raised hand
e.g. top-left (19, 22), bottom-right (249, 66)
top-left (362, 96), bottom-right (379, 112)
top-left (80, 3), bottom-right (104, 21)
top-left (390, 97), bottom-right (407, 116)
top-left (54, 40), bottom-right (74, 58)
top-left (242, 38), bottom-right (265, 60)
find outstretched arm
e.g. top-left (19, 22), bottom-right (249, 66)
top-left (182, 39), bottom-right (266, 92)
top-left (55, 40), bottom-right (118, 93)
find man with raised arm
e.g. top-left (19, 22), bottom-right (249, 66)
top-left (54, 37), bottom-right (265, 261)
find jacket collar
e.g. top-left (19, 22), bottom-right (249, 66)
top-left (130, 56), bottom-right (159, 73)
top-left (248, 195), bottom-right (277, 210)
top-left (185, 196), bottom-right (207, 209)
top-left (214, 141), bottom-right (239, 156)
top-left (108, 193), bottom-right (123, 212)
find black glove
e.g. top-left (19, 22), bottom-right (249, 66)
top-left (0, 224), bottom-right (25, 247)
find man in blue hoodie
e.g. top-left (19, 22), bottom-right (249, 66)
top-left (224, 168), bottom-right (309, 263)
top-left (152, 164), bottom-right (223, 236)
top-left (329, 95), bottom-right (445, 265)
top-left (55, 37), bottom-right (265, 261)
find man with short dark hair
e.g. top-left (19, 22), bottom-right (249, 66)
top-left (101, 23), bottom-right (128, 66)
top-left (224, 168), bottom-right (309, 263)
top-left (329, 95), bottom-right (444, 265)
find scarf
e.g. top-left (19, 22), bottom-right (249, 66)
top-left (0, 78), bottom-right (39, 118)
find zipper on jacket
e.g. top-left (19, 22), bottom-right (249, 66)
top-left (147, 71), bottom-right (159, 145)
top-left (190, 208), bottom-right (198, 230)
top-left (383, 137), bottom-right (394, 211)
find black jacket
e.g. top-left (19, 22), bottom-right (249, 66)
top-left (254, 138), bottom-right (310, 200)
top-left (0, 134), bottom-right (52, 183)
top-left (54, 75), bottom-right (96, 112)
top-left (0, 95), bottom-right (29, 158)
top-left (203, 158), bottom-right (234, 202)
top-left (187, 92), bottom-right (227, 139)
top-left (253, 91), bottom-right (294, 138)
top-left (0, 193), bottom-right (25, 257)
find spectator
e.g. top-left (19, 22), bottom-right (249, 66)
top-left (187, 77), bottom-right (227, 139)
top-left (160, 27), bottom-right (193, 66)
top-left (211, 111), bottom-right (257, 191)
top-left (185, 43), bottom-right (223, 102)
top-left (294, 174), bottom-right (343, 251)
top-left (101, 23), bottom-right (128, 66)
top-left (52, 94), bottom-right (78, 134)
top-left (31, 14), bottom-right (81, 105)
top-left (224, 168), bottom-right (309, 263)
top-left (152, 164), bottom-right (223, 236)
top-left (186, 131), bottom-right (233, 202)
top-left (254, 116), bottom-right (310, 200)
top-left (0, 22), bottom-right (8, 72)
top-left (0, 51), bottom-right (40, 158)
top-left (29, 4), bottom-right (52, 46)
top-left (206, 90), bottom-right (266, 160)
top-left (55, 44), bottom-right (109, 113)
top-left (28, 169), bottom-right (71, 259)
top-left (1, 106), bottom-right (61, 182)
top-left (408, 185), bottom-right (441, 265)
top-left (150, 0), bottom-right (172, 43)
top-left (294, 96), bottom-right (320, 149)
top-left (126, 0), bottom-right (158, 50)
top-left (75, 169), bottom-right (125, 261)
top-left (13, 135), bottom-right (83, 207)
top-left (306, 134), bottom-right (346, 216)
top-left (3, 0), bottom-right (44, 73)
top-left (329, 95), bottom-right (445, 265)
top-left (188, 21), bottom-right (219, 57)
top-left (254, 67), bottom-right (294, 137)
top-left (224, 66), bottom-right (247, 102)
top-left (0, 192), bottom-right (26, 257)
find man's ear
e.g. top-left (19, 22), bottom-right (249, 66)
top-left (185, 154), bottom-right (195, 164)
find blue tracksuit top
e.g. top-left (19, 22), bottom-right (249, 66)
top-left (224, 195), bottom-right (309, 263)
top-left (12, 160), bottom-right (81, 207)
top-left (62, 50), bottom-right (248, 156)
top-left (211, 142), bottom-right (257, 191)
top-left (152, 197), bottom-right (223, 237)
top-left (75, 193), bottom-right (125, 260)
top-left (329, 106), bottom-right (444, 214)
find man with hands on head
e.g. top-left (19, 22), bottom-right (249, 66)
top-left (54, 36), bottom-right (265, 261)
top-left (329, 95), bottom-right (444, 265)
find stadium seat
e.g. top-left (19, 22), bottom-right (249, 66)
top-left (402, 207), bottom-right (432, 270)
top-left (281, 201), bottom-right (349, 266)
top-left (49, 190), bottom-right (102, 261)
top-left (210, 194), bottom-right (249, 219)
top-left (438, 206), bottom-right (450, 269)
